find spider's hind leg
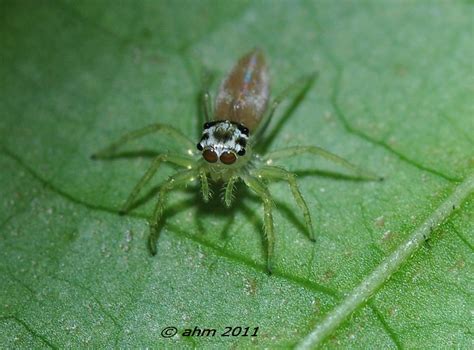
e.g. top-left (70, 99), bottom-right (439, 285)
top-left (254, 72), bottom-right (318, 143)
top-left (200, 68), bottom-right (215, 123)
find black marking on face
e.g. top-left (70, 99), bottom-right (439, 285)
top-left (197, 133), bottom-right (210, 150)
top-left (237, 124), bottom-right (249, 136)
top-left (204, 121), bottom-right (218, 129)
top-left (237, 137), bottom-right (247, 147)
top-left (222, 131), bottom-right (233, 142)
top-left (237, 149), bottom-right (246, 156)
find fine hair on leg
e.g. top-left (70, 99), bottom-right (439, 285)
top-left (91, 123), bottom-right (195, 159)
top-left (243, 175), bottom-right (275, 274)
top-left (199, 168), bottom-right (210, 202)
top-left (148, 169), bottom-right (198, 255)
top-left (263, 145), bottom-right (382, 181)
top-left (120, 154), bottom-right (195, 214)
top-left (252, 165), bottom-right (315, 241)
top-left (223, 176), bottom-right (239, 208)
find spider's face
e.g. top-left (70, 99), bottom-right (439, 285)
top-left (196, 121), bottom-right (249, 166)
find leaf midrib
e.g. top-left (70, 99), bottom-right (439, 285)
top-left (296, 173), bottom-right (474, 349)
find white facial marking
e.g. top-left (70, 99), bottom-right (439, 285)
top-left (198, 121), bottom-right (248, 163)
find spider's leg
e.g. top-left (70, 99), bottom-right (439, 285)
top-left (203, 91), bottom-right (212, 122)
top-left (149, 169), bottom-right (198, 255)
top-left (223, 176), bottom-right (239, 208)
top-left (199, 167), bottom-right (210, 202)
top-left (201, 69), bottom-right (214, 122)
top-left (263, 145), bottom-right (382, 181)
top-left (253, 73), bottom-right (318, 142)
top-left (120, 154), bottom-right (195, 214)
top-left (91, 123), bottom-right (195, 159)
top-left (252, 165), bottom-right (315, 241)
top-left (242, 175), bottom-right (275, 275)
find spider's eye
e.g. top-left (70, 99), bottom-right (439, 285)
top-left (220, 151), bottom-right (237, 165)
top-left (203, 149), bottom-right (218, 163)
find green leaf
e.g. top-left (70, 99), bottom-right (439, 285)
top-left (1, 0), bottom-right (472, 348)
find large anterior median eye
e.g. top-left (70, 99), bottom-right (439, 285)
top-left (203, 149), bottom-right (218, 163)
top-left (220, 151), bottom-right (236, 165)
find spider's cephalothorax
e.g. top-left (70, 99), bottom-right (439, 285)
top-left (92, 49), bottom-right (380, 274)
top-left (197, 120), bottom-right (249, 166)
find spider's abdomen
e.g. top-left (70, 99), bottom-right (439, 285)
top-left (214, 49), bottom-right (270, 132)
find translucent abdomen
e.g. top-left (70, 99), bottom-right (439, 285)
top-left (214, 49), bottom-right (270, 132)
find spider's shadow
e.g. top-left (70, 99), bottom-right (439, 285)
top-left (257, 72), bottom-right (317, 153)
top-left (130, 180), bottom-right (313, 260)
top-left (295, 169), bottom-right (376, 182)
top-left (95, 150), bottom-right (161, 160)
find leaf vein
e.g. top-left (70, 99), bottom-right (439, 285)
top-left (452, 225), bottom-right (474, 252)
top-left (0, 315), bottom-right (58, 349)
top-left (329, 64), bottom-right (461, 183)
top-left (51, 276), bottom-right (123, 329)
top-left (296, 173), bottom-right (474, 349)
top-left (367, 301), bottom-right (403, 350)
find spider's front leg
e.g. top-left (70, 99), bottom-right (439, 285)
top-left (91, 123), bottom-right (195, 159)
top-left (148, 169), bottom-right (199, 255)
top-left (120, 154), bottom-right (195, 214)
top-left (242, 175), bottom-right (275, 275)
top-left (263, 146), bottom-right (382, 181)
top-left (252, 165), bottom-right (315, 241)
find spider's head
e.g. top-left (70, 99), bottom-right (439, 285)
top-left (196, 120), bottom-right (249, 166)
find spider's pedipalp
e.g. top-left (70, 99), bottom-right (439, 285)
top-left (223, 176), bottom-right (239, 208)
top-left (199, 168), bottom-right (210, 202)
